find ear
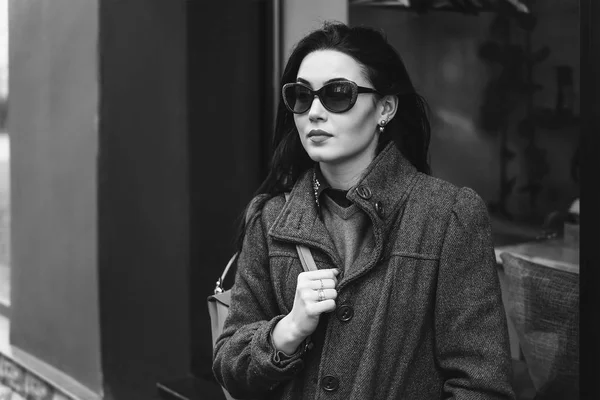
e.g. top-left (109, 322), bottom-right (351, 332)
top-left (378, 95), bottom-right (398, 125)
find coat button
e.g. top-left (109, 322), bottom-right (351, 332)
top-left (355, 185), bottom-right (372, 200)
top-left (375, 201), bottom-right (385, 217)
top-left (321, 375), bottom-right (339, 392)
top-left (336, 304), bottom-right (354, 322)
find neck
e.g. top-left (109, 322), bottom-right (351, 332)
top-left (319, 149), bottom-right (376, 191)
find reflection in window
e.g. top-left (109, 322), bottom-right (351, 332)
top-left (0, 0), bottom-right (10, 312)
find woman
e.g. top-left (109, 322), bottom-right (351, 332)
top-left (213, 22), bottom-right (515, 399)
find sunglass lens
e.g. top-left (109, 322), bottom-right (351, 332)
top-left (323, 82), bottom-right (354, 112)
top-left (284, 84), bottom-right (313, 113)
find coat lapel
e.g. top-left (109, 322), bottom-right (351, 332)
top-left (268, 143), bottom-right (422, 278)
top-left (268, 172), bottom-right (342, 267)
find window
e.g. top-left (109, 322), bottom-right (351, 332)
top-left (0, 0), bottom-right (10, 316)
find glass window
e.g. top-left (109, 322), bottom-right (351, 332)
top-left (0, 0), bottom-right (10, 315)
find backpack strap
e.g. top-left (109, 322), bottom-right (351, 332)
top-left (215, 254), bottom-right (239, 294)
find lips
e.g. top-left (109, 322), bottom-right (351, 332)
top-left (307, 130), bottom-right (333, 143)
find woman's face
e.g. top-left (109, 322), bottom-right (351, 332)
top-left (293, 50), bottom-right (382, 167)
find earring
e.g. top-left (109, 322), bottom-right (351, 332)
top-left (378, 120), bottom-right (387, 133)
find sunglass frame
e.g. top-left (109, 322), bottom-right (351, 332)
top-left (282, 81), bottom-right (379, 114)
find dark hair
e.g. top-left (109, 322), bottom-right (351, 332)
top-left (236, 21), bottom-right (431, 249)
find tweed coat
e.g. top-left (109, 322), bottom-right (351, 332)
top-left (213, 143), bottom-right (515, 400)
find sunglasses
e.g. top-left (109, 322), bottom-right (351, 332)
top-left (282, 80), bottom-right (380, 114)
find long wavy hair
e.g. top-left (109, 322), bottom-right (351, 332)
top-left (235, 22), bottom-right (431, 250)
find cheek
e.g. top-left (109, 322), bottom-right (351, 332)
top-left (339, 111), bottom-right (377, 139)
top-left (293, 115), bottom-right (307, 133)
top-left (351, 100), bottom-right (378, 129)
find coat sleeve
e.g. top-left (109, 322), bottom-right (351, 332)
top-left (435, 187), bottom-right (516, 400)
top-left (212, 205), bottom-right (308, 399)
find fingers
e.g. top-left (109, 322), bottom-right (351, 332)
top-left (316, 288), bottom-right (337, 301)
top-left (298, 268), bottom-right (340, 289)
top-left (300, 268), bottom-right (340, 280)
top-left (307, 299), bottom-right (336, 315)
top-left (289, 268), bottom-right (341, 337)
top-left (293, 268), bottom-right (341, 322)
top-left (299, 287), bottom-right (337, 303)
top-left (297, 284), bottom-right (338, 316)
top-left (308, 278), bottom-right (337, 290)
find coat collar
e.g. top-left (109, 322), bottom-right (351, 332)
top-left (268, 142), bottom-right (421, 267)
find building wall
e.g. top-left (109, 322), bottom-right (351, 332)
top-left (98, 1), bottom-right (191, 398)
top-left (8, 0), bottom-right (102, 394)
top-left (282, 0), bottom-right (348, 64)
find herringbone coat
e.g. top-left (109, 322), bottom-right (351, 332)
top-left (213, 143), bottom-right (515, 400)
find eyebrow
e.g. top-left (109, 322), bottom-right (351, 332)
top-left (296, 77), bottom-right (349, 86)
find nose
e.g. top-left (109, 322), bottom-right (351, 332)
top-left (308, 95), bottom-right (327, 121)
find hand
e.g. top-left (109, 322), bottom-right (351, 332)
top-left (272, 268), bottom-right (340, 354)
top-left (288, 268), bottom-right (340, 338)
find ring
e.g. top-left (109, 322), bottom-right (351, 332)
top-left (320, 279), bottom-right (324, 289)
top-left (318, 289), bottom-right (325, 302)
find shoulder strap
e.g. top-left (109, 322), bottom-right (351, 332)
top-left (296, 244), bottom-right (318, 272)
top-left (216, 253), bottom-right (239, 294)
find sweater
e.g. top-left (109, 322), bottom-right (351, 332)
top-left (321, 194), bottom-right (373, 273)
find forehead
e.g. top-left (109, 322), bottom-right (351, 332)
top-left (297, 50), bottom-right (368, 86)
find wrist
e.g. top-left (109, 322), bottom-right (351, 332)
top-left (272, 315), bottom-right (306, 355)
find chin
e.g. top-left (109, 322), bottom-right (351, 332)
top-left (304, 147), bottom-right (339, 164)
top-left (306, 149), bottom-right (353, 166)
